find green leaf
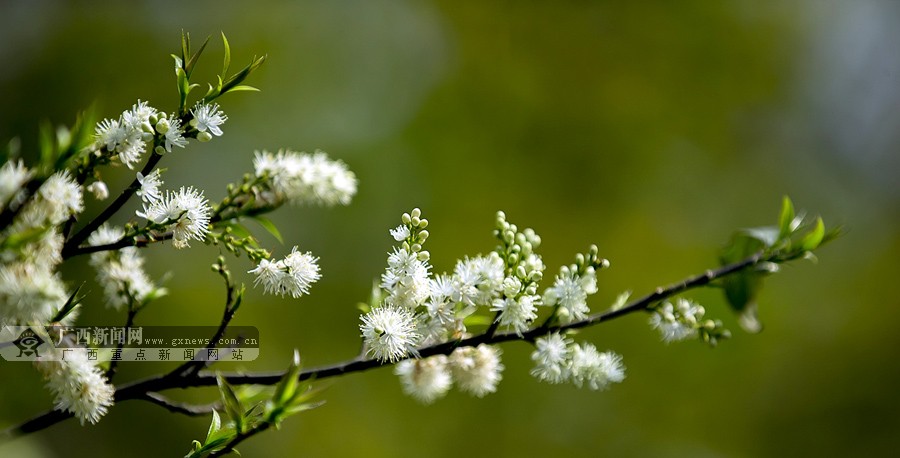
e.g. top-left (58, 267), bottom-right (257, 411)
top-left (719, 232), bottom-right (766, 333)
top-left (224, 85), bottom-right (260, 93)
top-left (252, 216), bottom-right (283, 243)
top-left (217, 375), bottom-right (245, 434)
top-left (778, 196), bottom-right (795, 240)
top-left (800, 217), bottom-right (825, 251)
top-left (463, 314), bottom-right (494, 326)
top-left (185, 35), bottom-right (211, 78)
top-left (205, 410), bottom-right (222, 443)
top-left (221, 32), bottom-right (231, 76)
top-left (38, 121), bottom-right (55, 170)
top-left (51, 284), bottom-right (85, 323)
top-left (272, 350), bottom-right (302, 408)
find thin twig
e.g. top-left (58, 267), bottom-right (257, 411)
top-left (106, 303), bottom-right (140, 380)
top-left (1, 251), bottom-right (765, 439)
top-left (139, 392), bottom-right (220, 416)
top-left (62, 152), bottom-right (163, 257)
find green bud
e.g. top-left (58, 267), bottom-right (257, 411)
top-left (411, 216), bottom-right (420, 227)
top-left (529, 271), bottom-right (542, 282)
top-left (155, 119), bottom-right (170, 134)
top-left (197, 131), bottom-right (213, 142)
top-left (575, 253), bottom-right (585, 267)
top-left (417, 251), bottom-right (430, 262)
top-left (411, 208), bottom-right (421, 218)
top-left (154, 145), bottom-right (167, 155)
top-left (402, 213), bottom-right (411, 224)
top-left (516, 265), bottom-right (527, 279)
top-left (418, 219), bottom-right (428, 229)
top-left (411, 243), bottom-right (422, 252)
top-left (418, 230), bottom-right (429, 242)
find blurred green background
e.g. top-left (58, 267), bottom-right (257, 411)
top-left (2, 1), bottom-right (899, 457)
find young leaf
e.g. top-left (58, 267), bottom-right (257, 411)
top-left (206, 410), bottom-right (222, 443)
top-left (221, 32), bottom-right (231, 76)
top-left (252, 216), bottom-right (283, 244)
top-left (272, 350), bottom-right (302, 408)
top-left (217, 375), bottom-right (245, 434)
top-left (778, 196), bottom-right (795, 240)
top-left (719, 233), bottom-right (766, 333)
top-left (800, 217), bottom-right (825, 252)
top-left (51, 283), bottom-right (85, 323)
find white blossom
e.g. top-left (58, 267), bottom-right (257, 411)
top-left (530, 333), bottom-right (573, 384)
top-left (38, 171), bottom-right (83, 225)
top-left (0, 160), bottom-right (32, 210)
top-left (34, 348), bottom-right (115, 425)
top-left (381, 247), bottom-right (431, 309)
top-left (490, 294), bottom-right (539, 335)
top-left (360, 305), bottom-right (421, 362)
top-left (162, 117), bottom-right (188, 152)
top-left (95, 101), bottom-right (158, 169)
top-left (248, 247), bottom-right (321, 298)
top-left (136, 170), bottom-right (163, 203)
top-left (86, 181), bottom-right (109, 200)
top-left (0, 262), bottom-right (67, 326)
top-left (449, 344), bottom-right (504, 397)
top-left (191, 102), bottom-right (228, 136)
top-left (543, 266), bottom-right (597, 324)
top-left (253, 149), bottom-right (357, 207)
top-left (390, 225), bottom-right (410, 242)
top-left (137, 186), bottom-right (210, 249)
top-left (569, 343), bottom-right (625, 391)
top-left (394, 355), bottom-right (452, 404)
top-left (649, 298), bottom-right (705, 343)
top-left (88, 225), bottom-right (162, 309)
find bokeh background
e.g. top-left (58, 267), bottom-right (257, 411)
top-left (2, 1), bottom-right (899, 457)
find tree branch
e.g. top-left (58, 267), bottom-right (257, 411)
top-left (1, 251), bottom-right (765, 439)
top-left (62, 152), bottom-right (164, 257)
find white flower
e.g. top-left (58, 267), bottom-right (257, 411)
top-left (0, 160), bottom-right (32, 210)
top-left (0, 262), bottom-right (67, 326)
top-left (95, 101), bottom-right (158, 169)
top-left (390, 225), bottom-right (410, 242)
top-left (490, 294), bottom-right (539, 335)
top-left (449, 344), bottom-right (504, 397)
top-left (394, 355), bottom-right (452, 404)
top-left (34, 348), bottom-right (115, 425)
top-left (88, 225), bottom-right (161, 309)
top-left (136, 170), bottom-right (163, 203)
top-left (249, 247), bottom-right (321, 298)
top-left (86, 181), bottom-right (109, 200)
top-left (543, 267), bottom-right (596, 324)
top-left (451, 254), bottom-right (505, 306)
top-left (38, 171), bottom-right (83, 224)
top-left (137, 186), bottom-right (210, 249)
top-left (381, 247), bottom-right (431, 309)
top-left (649, 298), bottom-right (704, 343)
top-left (569, 343), bottom-right (625, 391)
top-left (191, 102), bottom-right (228, 136)
top-left (253, 149), bottom-right (357, 207)
top-left (360, 305), bottom-right (421, 362)
top-left (531, 333), bottom-right (573, 384)
top-left (162, 117), bottom-right (188, 152)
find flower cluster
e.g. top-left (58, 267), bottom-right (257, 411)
top-left (395, 344), bottom-right (504, 404)
top-left (648, 298), bottom-right (731, 346)
top-left (137, 186), bottom-right (211, 249)
top-left (1, 169), bottom-right (82, 327)
top-left (488, 211), bottom-right (546, 335)
top-left (648, 298), bottom-right (705, 343)
top-left (249, 247), bottom-right (321, 299)
top-left (94, 100), bottom-right (159, 168)
top-left (34, 347), bottom-right (115, 425)
top-left (253, 149), bottom-right (357, 207)
top-left (88, 225), bottom-right (165, 310)
top-left (543, 245), bottom-right (608, 324)
top-left (531, 333), bottom-right (625, 390)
